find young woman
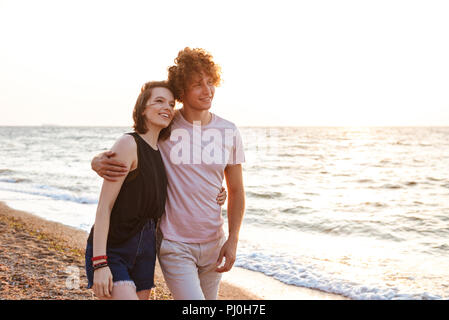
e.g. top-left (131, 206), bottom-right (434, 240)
top-left (85, 81), bottom-right (226, 300)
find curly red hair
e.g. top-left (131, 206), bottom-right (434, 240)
top-left (167, 47), bottom-right (222, 102)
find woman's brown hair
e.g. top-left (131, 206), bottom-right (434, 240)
top-left (132, 80), bottom-right (174, 141)
top-left (167, 47), bottom-right (222, 102)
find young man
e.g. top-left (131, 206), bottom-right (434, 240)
top-left (91, 48), bottom-right (245, 300)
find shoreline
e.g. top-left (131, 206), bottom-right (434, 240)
top-left (222, 267), bottom-right (348, 300)
top-left (0, 201), bottom-right (347, 300)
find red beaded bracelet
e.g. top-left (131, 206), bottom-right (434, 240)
top-left (91, 255), bottom-right (108, 262)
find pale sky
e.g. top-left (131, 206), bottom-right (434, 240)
top-left (1, 0), bottom-right (448, 127)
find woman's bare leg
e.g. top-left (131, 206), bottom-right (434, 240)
top-left (137, 289), bottom-right (151, 300)
top-left (98, 282), bottom-right (139, 300)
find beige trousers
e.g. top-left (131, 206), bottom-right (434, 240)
top-left (157, 236), bottom-right (226, 300)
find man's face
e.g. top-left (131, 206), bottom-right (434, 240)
top-left (182, 72), bottom-right (215, 111)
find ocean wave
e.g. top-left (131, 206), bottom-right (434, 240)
top-left (281, 206), bottom-right (311, 214)
top-left (235, 251), bottom-right (442, 300)
top-left (244, 217), bottom-right (404, 242)
top-left (393, 141), bottom-right (412, 146)
top-left (277, 153), bottom-right (305, 158)
top-left (316, 222), bottom-right (403, 242)
top-left (304, 192), bottom-right (319, 196)
top-left (367, 182), bottom-right (421, 190)
top-left (0, 183), bottom-right (97, 205)
top-left (432, 243), bottom-right (449, 252)
top-left (380, 184), bottom-right (403, 189)
top-left (356, 179), bottom-right (375, 184)
top-left (0, 177), bottom-right (32, 183)
top-left (246, 191), bottom-right (283, 199)
top-left (363, 202), bottom-right (388, 208)
top-left (427, 176), bottom-right (444, 182)
top-left (0, 169), bottom-right (15, 174)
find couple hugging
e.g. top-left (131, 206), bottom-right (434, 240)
top-left (85, 47), bottom-right (245, 300)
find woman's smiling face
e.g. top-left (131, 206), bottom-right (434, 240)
top-left (142, 87), bottom-right (175, 129)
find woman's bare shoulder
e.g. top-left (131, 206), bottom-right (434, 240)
top-left (110, 134), bottom-right (137, 162)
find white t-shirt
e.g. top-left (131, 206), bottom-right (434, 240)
top-left (158, 111), bottom-right (245, 243)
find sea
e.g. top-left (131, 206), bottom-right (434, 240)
top-left (1, 125), bottom-right (448, 300)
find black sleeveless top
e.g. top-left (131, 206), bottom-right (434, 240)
top-left (87, 132), bottom-right (167, 246)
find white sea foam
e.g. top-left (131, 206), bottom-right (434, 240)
top-left (235, 250), bottom-right (442, 300)
top-left (0, 181), bottom-right (97, 204)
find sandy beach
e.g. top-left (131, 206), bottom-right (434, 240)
top-left (0, 201), bottom-right (347, 300)
top-left (0, 201), bottom-right (259, 300)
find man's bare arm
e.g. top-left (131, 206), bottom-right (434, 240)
top-left (91, 150), bottom-right (228, 205)
top-left (91, 151), bottom-right (128, 182)
top-left (216, 164), bottom-right (245, 273)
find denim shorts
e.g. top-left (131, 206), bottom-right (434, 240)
top-left (85, 219), bottom-right (156, 293)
